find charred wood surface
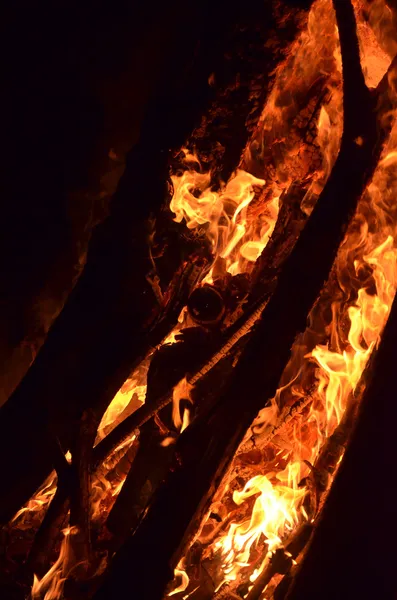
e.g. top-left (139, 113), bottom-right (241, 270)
top-left (93, 2), bottom-right (390, 599)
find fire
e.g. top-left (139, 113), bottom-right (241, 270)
top-left (170, 155), bottom-right (277, 281)
top-left (11, 471), bottom-right (58, 529)
top-left (214, 465), bottom-right (306, 582)
top-left (31, 526), bottom-right (80, 600)
top-left (96, 377), bottom-right (146, 443)
top-left (9, 0), bottom-right (396, 598)
top-left (207, 230), bottom-right (397, 591)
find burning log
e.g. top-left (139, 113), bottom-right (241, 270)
top-left (244, 524), bottom-right (313, 600)
top-left (26, 439), bottom-right (72, 575)
top-left (238, 377), bottom-right (361, 599)
top-left (92, 3), bottom-right (397, 600)
top-left (281, 287), bottom-right (397, 600)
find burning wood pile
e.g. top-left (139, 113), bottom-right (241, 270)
top-left (2, 0), bottom-right (397, 599)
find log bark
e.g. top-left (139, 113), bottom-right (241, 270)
top-left (93, 3), bottom-right (389, 599)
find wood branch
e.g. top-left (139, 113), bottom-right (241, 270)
top-left (238, 391), bottom-right (314, 456)
top-left (244, 396), bottom-right (358, 600)
top-left (249, 184), bottom-right (308, 299)
top-left (0, 1), bottom-right (228, 527)
top-left (247, 275), bottom-right (396, 598)
top-left (93, 3), bottom-right (391, 599)
top-left (105, 422), bottom-right (175, 546)
top-left (26, 486), bottom-right (69, 576)
top-left (0, 249), bottom-right (202, 528)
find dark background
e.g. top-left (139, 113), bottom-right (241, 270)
top-left (1, 0), bottom-right (214, 404)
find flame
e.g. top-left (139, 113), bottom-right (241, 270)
top-left (96, 377), bottom-right (146, 443)
top-left (168, 558), bottom-right (190, 597)
top-left (214, 465), bottom-right (306, 582)
top-left (32, 526), bottom-right (80, 600)
top-left (211, 231), bottom-right (397, 588)
top-left (11, 472), bottom-right (57, 529)
top-left (172, 377), bottom-right (193, 431)
top-left (170, 156), bottom-right (278, 282)
top-left (12, 450), bottom-right (72, 529)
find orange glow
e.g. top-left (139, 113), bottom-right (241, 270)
top-left (17, 1), bottom-right (397, 598)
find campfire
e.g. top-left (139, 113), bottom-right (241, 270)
top-left (2, 0), bottom-right (397, 599)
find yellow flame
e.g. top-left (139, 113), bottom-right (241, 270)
top-left (32, 526), bottom-right (80, 600)
top-left (170, 156), bottom-right (277, 282)
top-left (168, 559), bottom-right (190, 597)
top-left (96, 378), bottom-right (146, 443)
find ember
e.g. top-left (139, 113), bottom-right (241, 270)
top-left (2, 0), bottom-right (397, 599)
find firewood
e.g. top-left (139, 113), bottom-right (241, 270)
top-left (26, 437), bottom-right (72, 575)
top-left (0, 249), bottom-right (202, 529)
top-left (105, 421), bottom-right (175, 546)
top-left (244, 293), bottom-right (393, 599)
top-left (92, 3), bottom-right (396, 598)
